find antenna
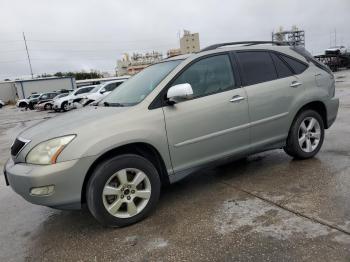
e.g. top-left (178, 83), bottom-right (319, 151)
top-left (23, 32), bottom-right (34, 79)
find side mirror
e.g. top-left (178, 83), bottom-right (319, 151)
top-left (100, 88), bottom-right (106, 94)
top-left (166, 83), bottom-right (193, 104)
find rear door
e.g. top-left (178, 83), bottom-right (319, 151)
top-left (235, 50), bottom-right (306, 148)
top-left (162, 54), bottom-right (250, 173)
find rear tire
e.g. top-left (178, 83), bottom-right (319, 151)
top-left (86, 154), bottom-right (161, 227)
top-left (284, 110), bottom-right (324, 159)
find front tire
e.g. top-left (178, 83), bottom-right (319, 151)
top-left (61, 102), bottom-right (69, 112)
top-left (284, 110), bottom-right (324, 159)
top-left (86, 154), bottom-right (161, 227)
top-left (44, 103), bottom-right (52, 110)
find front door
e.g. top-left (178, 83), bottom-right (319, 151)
top-left (162, 54), bottom-right (250, 173)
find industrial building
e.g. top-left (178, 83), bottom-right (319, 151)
top-left (116, 52), bottom-right (163, 76)
top-left (180, 30), bottom-right (200, 54)
top-left (272, 26), bottom-right (305, 46)
top-left (116, 30), bottom-right (201, 75)
top-left (0, 77), bottom-right (76, 102)
top-left (167, 30), bottom-right (201, 57)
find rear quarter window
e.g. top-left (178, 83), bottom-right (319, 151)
top-left (270, 53), bottom-right (294, 78)
top-left (279, 55), bottom-right (308, 74)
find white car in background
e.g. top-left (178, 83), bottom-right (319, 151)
top-left (82, 79), bottom-right (126, 105)
top-left (16, 94), bottom-right (40, 108)
top-left (0, 99), bottom-right (5, 108)
top-left (325, 46), bottom-right (347, 55)
top-left (53, 85), bottom-right (96, 112)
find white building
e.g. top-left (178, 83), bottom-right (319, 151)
top-left (0, 81), bottom-right (17, 103)
top-left (0, 77), bottom-right (76, 101)
top-left (180, 30), bottom-right (200, 54)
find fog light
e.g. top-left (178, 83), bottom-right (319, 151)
top-left (30, 185), bottom-right (55, 196)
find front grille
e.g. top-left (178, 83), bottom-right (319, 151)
top-left (11, 139), bottom-right (26, 156)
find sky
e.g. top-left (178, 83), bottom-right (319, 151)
top-left (0, 0), bottom-right (349, 79)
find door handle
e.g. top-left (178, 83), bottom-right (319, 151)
top-left (230, 95), bottom-right (245, 103)
top-left (290, 81), bottom-right (302, 88)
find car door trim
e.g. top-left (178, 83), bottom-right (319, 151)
top-left (174, 112), bottom-right (288, 148)
top-left (174, 122), bottom-right (250, 148)
top-left (249, 112), bottom-right (289, 128)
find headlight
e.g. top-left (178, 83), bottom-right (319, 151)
top-left (26, 135), bottom-right (76, 165)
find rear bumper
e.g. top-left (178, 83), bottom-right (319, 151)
top-left (325, 97), bottom-right (339, 128)
top-left (3, 156), bottom-right (95, 210)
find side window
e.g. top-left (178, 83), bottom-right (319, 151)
top-left (172, 54), bottom-right (235, 98)
top-left (75, 88), bottom-right (89, 95)
top-left (75, 89), bottom-right (83, 95)
top-left (270, 53), bottom-right (294, 78)
top-left (279, 55), bottom-right (308, 74)
top-left (236, 51), bottom-right (277, 86)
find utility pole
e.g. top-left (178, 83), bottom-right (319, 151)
top-left (23, 32), bottom-right (34, 79)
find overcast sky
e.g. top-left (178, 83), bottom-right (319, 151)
top-left (1, 0), bottom-right (349, 79)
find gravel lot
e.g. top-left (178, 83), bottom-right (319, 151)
top-left (1, 70), bottom-right (350, 261)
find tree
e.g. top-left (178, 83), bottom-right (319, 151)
top-left (53, 71), bottom-right (103, 80)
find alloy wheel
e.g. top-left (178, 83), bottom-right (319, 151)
top-left (298, 117), bottom-right (321, 153)
top-left (102, 168), bottom-right (151, 218)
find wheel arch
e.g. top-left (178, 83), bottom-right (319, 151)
top-left (81, 142), bottom-right (169, 204)
top-left (291, 101), bottom-right (328, 129)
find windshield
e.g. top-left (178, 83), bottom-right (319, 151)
top-left (101, 60), bottom-right (182, 106)
top-left (55, 93), bottom-right (68, 100)
top-left (89, 85), bottom-right (102, 93)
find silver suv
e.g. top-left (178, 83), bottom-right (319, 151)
top-left (4, 41), bottom-right (339, 227)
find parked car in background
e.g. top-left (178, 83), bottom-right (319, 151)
top-left (53, 85), bottom-right (96, 112)
top-left (35, 93), bottom-right (70, 111)
top-left (82, 79), bottom-right (126, 106)
top-left (325, 46), bottom-right (347, 55)
top-left (16, 94), bottom-right (40, 108)
top-left (4, 42), bottom-right (339, 227)
top-left (0, 99), bottom-right (5, 108)
top-left (27, 92), bottom-right (59, 110)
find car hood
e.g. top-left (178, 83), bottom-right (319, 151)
top-left (20, 106), bottom-right (129, 142)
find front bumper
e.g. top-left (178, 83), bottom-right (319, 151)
top-left (3, 156), bottom-right (95, 209)
top-left (325, 97), bottom-right (339, 128)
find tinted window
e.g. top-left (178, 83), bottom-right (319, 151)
top-left (75, 87), bottom-right (93, 95)
top-left (279, 55), bottom-right (308, 74)
top-left (105, 82), bottom-right (121, 92)
top-left (236, 51), bottom-right (277, 86)
top-left (270, 53), bottom-right (294, 78)
top-left (172, 54), bottom-right (235, 98)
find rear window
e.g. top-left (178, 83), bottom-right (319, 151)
top-left (279, 55), bottom-right (308, 74)
top-left (236, 51), bottom-right (277, 86)
top-left (270, 53), bottom-right (294, 78)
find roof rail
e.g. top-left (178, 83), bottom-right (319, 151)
top-left (200, 41), bottom-right (290, 52)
